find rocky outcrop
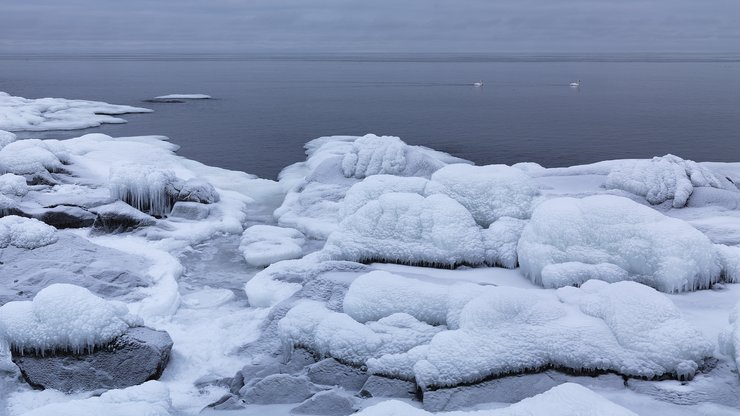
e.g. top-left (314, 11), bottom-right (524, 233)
top-left (12, 326), bottom-right (173, 393)
top-left (91, 201), bottom-right (156, 233)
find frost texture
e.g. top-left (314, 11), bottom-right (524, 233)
top-left (341, 175), bottom-right (432, 217)
top-left (605, 154), bottom-right (731, 208)
top-left (292, 272), bottom-right (711, 388)
top-left (341, 134), bottom-right (445, 179)
top-left (430, 164), bottom-right (539, 226)
top-left (0, 130), bottom-right (15, 149)
top-left (0, 173), bottom-right (28, 197)
top-left (719, 302), bottom-right (740, 374)
top-left (518, 195), bottom-right (722, 293)
top-left (109, 164), bottom-right (178, 217)
top-left (0, 91), bottom-right (151, 131)
top-left (0, 215), bottom-right (57, 249)
top-left (356, 383), bottom-right (637, 416)
top-left (482, 217), bottom-right (527, 269)
top-left (323, 193), bottom-right (486, 267)
top-left (239, 225), bottom-right (306, 266)
top-left (0, 139), bottom-right (67, 175)
top-left (0, 283), bottom-right (141, 354)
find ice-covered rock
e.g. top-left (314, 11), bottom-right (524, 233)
top-left (21, 381), bottom-right (173, 416)
top-left (176, 178), bottom-right (220, 204)
top-left (109, 164), bottom-right (179, 217)
top-left (240, 374), bottom-right (319, 404)
top-left (0, 91), bottom-right (151, 131)
top-left (0, 173), bottom-right (28, 197)
top-left (91, 201), bottom-right (157, 233)
top-left (169, 201), bottom-right (211, 220)
top-left (719, 301), bottom-right (740, 374)
top-left (291, 389), bottom-right (356, 416)
top-left (360, 375), bottom-right (417, 399)
top-left (430, 164), bottom-right (540, 226)
top-left (0, 139), bottom-right (67, 175)
top-left (518, 195), bottom-right (723, 292)
top-left (12, 326), bottom-right (173, 392)
top-left (26, 205), bottom-right (97, 229)
top-left (0, 130), bottom-right (16, 149)
top-left (341, 134), bottom-right (446, 179)
top-left (0, 283), bottom-right (141, 354)
top-left (340, 175), bottom-right (433, 217)
top-left (323, 193), bottom-right (486, 267)
top-left (356, 383), bottom-right (637, 415)
top-left (239, 225), bottom-right (306, 267)
top-left (605, 154), bottom-right (732, 208)
top-left (482, 216), bottom-right (527, 269)
top-left (0, 215), bottom-right (57, 249)
top-left (306, 358), bottom-right (369, 390)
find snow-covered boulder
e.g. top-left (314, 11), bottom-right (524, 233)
top-left (239, 225), bottom-right (306, 267)
top-left (0, 130), bottom-right (15, 149)
top-left (0, 91), bottom-right (151, 131)
top-left (323, 193), bottom-right (486, 267)
top-left (286, 272), bottom-right (711, 389)
top-left (518, 195), bottom-right (722, 292)
top-left (341, 175), bottom-right (433, 217)
top-left (176, 178), bottom-right (220, 204)
top-left (430, 164), bottom-right (540, 226)
top-left (0, 139), bottom-right (67, 175)
top-left (356, 383), bottom-right (637, 416)
top-left (605, 154), bottom-right (733, 208)
top-left (0, 283), bottom-right (141, 354)
top-left (341, 134), bottom-right (445, 179)
top-left (482, 216), bottom-right (527, 269)
top-left (0, 173), bottom-right (28, 197)
top-left (109, 164), bottom-right (179, 217)
top-left (719, 301), bottom-right (740, 374)
top-left (91, 201), bottom-right (157, 233)
top-left (0, 215), bottom-right (57, 249)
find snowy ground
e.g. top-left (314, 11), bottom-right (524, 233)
top-left (1, 92), bottom-right (740, 415)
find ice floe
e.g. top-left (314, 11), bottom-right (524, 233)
top-left (239, 224), bottom-right (306, 267)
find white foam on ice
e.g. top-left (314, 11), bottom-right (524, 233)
top-left (239, 225), bottom-right (306, 267)
top-left (0, 91), bottom-right (151, 131)
top-left (518, 195), bottom-right (723, 292)
top-left (0, 283), bottom-right (141, 354)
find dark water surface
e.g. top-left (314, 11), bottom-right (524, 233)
top-left (1, 53), bottom-right (739, 179)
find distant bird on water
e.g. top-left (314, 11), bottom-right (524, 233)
top-left (569, 80), bottom-right (581, 87)
top-left (473, 80), bottom-right (484, 87)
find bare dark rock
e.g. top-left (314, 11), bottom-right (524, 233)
top-left (360, 375), bottom-right (417, 399)
top-left (307, 358), bottom-right (368, 391)
top-left (291, 390), bottom-right (356, 415)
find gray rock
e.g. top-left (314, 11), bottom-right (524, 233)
top-left (422, 372), bottom-right (560, 412)
top-left (291, 390), bottom-right (356, 415)
top-left (206, 393), bottom-right (245, 410)
top-left (241, 374), bottom-right (319, 404)
top-left (91, 201), bottom-right (156, 233)
top-left (307, 358), bottom-right (368, 391)
top-left (177, 179), bottom-right (220, 204)
top-left (12, 326), bottom-right (173, 393)
top-left (360, 375), bottom-right (417, 399)
top-left (170, 201), bottom-right (210, 220)
top-left (28, 205), bottom-right (96, 228)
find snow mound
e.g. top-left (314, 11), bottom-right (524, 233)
top-left (307, 272), bottom-right (713, 388)
top-left (0, 283), bottom-right (141, 354)
top-left (719, 301), bottom-right (740, 373)
top-left (279, 300), bottom-right (443, 366)
top-left (21, 381), bottom-right (172, 416)
top-left (0, 216), bottom-right (57, 249)
top-left (605, 154), bottom-right (731, 208)
top-left (154, 94), bottom-right (211, 100)
top-left (341, 134), bottom-right (445, 179)
top-left (430, 164), bottom-right (540, 226)
top-left (0, 139), bottom-right (67, 175)
top-left (323, 193), bottom-right (486, 267)
top-left (239, 225), bottom-right (306, 267)
top-left (0, 173), bottom-right (28, 197)
top-left (518, 195), bottom-right (722, 292)
top-left (0, 130), bottom-right (15, 149)
top-left (356, 383), bottom-right (637, 416)
top-left (482, 217), bottom-right (527, 269)
top-left (341, 175), bottom-right (432, 217)
top-left (0, 91), bottom-right (151, 131)
top-left (109, 164), bottom-right (178, 217)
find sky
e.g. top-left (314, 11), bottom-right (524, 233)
top-left (1, 0), bottom-right (739, 53)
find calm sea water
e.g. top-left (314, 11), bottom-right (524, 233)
top-left (1, 53), bottom-right (739, 179)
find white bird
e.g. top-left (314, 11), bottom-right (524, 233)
top-left (569, 80), bottom-right (581, 87)
top-left (473, 80), bottom-right (484, 87)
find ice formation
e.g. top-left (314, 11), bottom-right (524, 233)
top-left (340, 175), bottom-right (433, 217)
top-left (341, 134), bottom-right (446, 179)
top-left (0, 283), bottom-right (141, 354)
top-left (285, 272), bottom-right (712, 388)
top-left (0, 173), bottom-right (28, 197)
top-left (0, 215), bottom-right (57, 249)
top-left (518, 195), bottom-right (723, 292)
top-left (0, 129), bottom-right (15, 149)
top-left (109, 164), bottom-right (179, 217)
top-left (239, 225), bottom-right (306, 266)
top-left (0, 91), bottom-right (151, 131)
top-left (0, 139), bottom-right (67, 175)
top-left (154, 94), bottom-right (211, 100)
top-left (605, 154), bottom-right (733, 208)
top-left (323, 193), bottom-right (487, 267)
top-left (430, 164), bottom-right (540, 226)
top-left (482, 217), bottom-right (527, 269)
top-left (719, 301), bottom-right (740, 373)
top-left (356, 383), bottom-right (637, 416)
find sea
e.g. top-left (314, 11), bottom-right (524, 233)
top-left (2, 52), bottom-right (739, 179)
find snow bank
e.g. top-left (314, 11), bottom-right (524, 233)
top-left (605, 154), bottom-right (732, 208)
top-left (518, 195), bottom-right (722, 292)
top-left (22, 381), bottom-right (172, 416)
top-left (323, 193), bottom-right (486, 267)
top-left (0, 173), bottom-right (28, 197)
top-left (356, 383), bottom-right (637, 416)
top-left (0, 283), bottom-right (141, 354)
top-left (0, 91), bottom-right (151, 131)
top-left (109, 164), bottom-right (178, 217)
top-left (430, 164), bottom-right (539, 226)
top-left (239, 225), bottom-right (306, 267)
top-left (719, 301), bottom-right (740, 374)
top-left (0, 130), bottom-right (15, 149)
top-left (0, 139), bottom-right (67, 175)
top-left (289, 272), bottom-right (712, 388)
top-left (0, 216), bottom-right (57, 249)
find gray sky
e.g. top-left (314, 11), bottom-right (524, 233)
top-left (1, 0), bottom-right (739, 53)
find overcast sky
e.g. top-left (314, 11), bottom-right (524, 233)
top-left (1, 0), bottom-right (739, 53)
